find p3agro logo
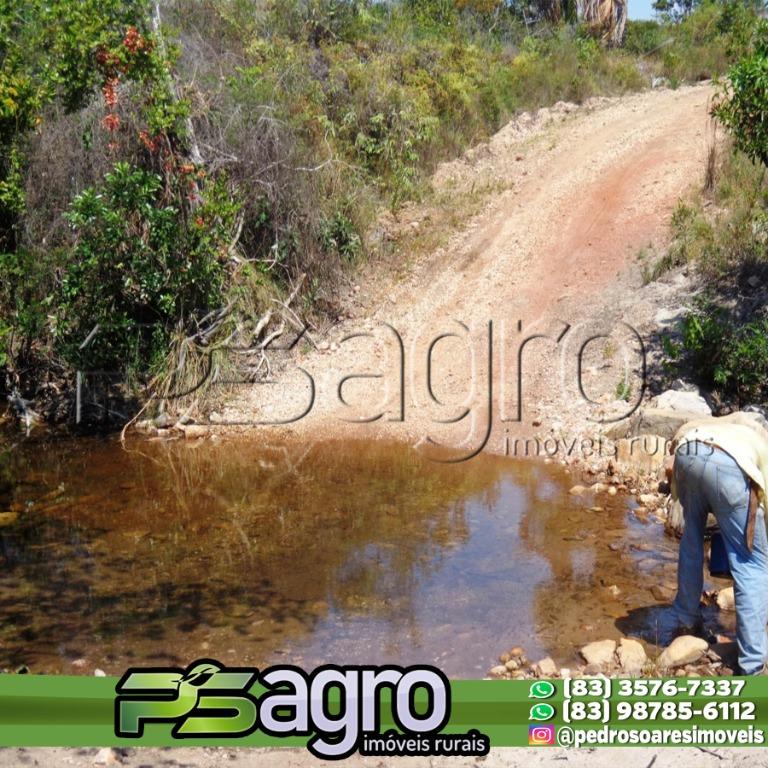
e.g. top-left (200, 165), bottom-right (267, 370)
top-left (115, 659), bottom-right (489, 759)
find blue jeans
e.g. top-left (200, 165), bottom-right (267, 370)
top-left (674, 441), bottom-right (768, 675)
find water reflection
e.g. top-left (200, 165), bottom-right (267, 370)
top-left (0, 433), bottom-right (696, 676)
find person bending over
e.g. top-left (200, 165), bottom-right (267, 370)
top-left (670, 412), bottom-right (768, 675)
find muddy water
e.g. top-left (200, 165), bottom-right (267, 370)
top-left (0, 434), bottom-right (729, 677)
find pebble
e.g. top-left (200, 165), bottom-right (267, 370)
top-left (535, 657), bottom-right (558, 677)
top-left (93, 748), bottom-right (120, 765)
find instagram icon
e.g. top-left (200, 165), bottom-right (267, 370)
top-left (528, 725), bottom-right (556, 746)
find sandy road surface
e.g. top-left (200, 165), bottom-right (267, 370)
top-left (1, 745), bottom-right (762, 767)
top-left (226, 84), bottom-right (714, 455)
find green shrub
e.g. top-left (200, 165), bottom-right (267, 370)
top-left (55, 162), bottom-right (237, 374)
top-left (713, 20), bottom-right (768, 167)
top-left (661, 149), bottom-right (767, 277)
top-left (624, 20), bottom-right (667, 55)
top-left (664, 297), bottom-right (768, 405)
top-left (321, 211), bottom-right (363, 262)
top-left (656, 0), bottom-right (761, 83)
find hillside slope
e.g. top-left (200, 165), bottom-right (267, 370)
top-left (222, 84), bottom-right (714, 455)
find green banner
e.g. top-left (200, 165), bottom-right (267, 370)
top-left (0, 667), bottom-right (766, 753)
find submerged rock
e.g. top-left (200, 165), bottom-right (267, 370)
top-left (179, 424), bottom-right (209, 439)
top-left (651, 584), bottom-right (675, 602)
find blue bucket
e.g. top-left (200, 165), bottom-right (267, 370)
top-left (709, 530), bottom-right (731, 577)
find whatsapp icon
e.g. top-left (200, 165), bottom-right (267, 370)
top-left (528, 680), bottom-right (556, 699)
top-left (529, 703), bottom-right (556, 721)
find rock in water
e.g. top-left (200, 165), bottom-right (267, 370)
top-left (716, 586), bottom-right (736, 612)
top-left (617, 638), bottom-right (647, 675)
top-left (651, 584), bottom-right (675, 602)
top-left (658, 636), bottom-right (708, 669)
top-left (579, 639), bottom-right (616, 667)
top-left (180, 424), bottom-right (209, 439)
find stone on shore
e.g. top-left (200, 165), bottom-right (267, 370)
top-left (655, 390), bottom-right (711, 416)
top-left (634, 409), bottom-right (705, 440)
top-left (658, 636), bottom-right (708, 669)
top-left (579, 639), bottom-right (616, 667)
top-left (617, 638), bottom-right (647, 674)
top-left (534, 657), bottom-right (558, 677)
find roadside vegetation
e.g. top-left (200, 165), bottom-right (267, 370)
top-left (0, 0), bottom-right (763, 424)
top-left (659, 17), bottom-right (768, 408)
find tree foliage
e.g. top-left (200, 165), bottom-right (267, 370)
top-left (714, 19), bottom-right (768, 167)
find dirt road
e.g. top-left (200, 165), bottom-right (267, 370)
top-left (225, 84), bottom-right (714, 456)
